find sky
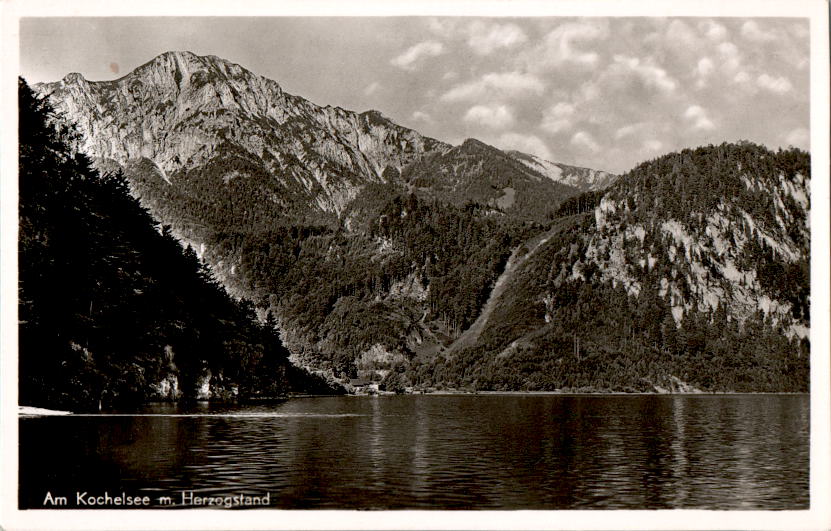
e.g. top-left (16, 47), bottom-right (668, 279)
top-left (20, 16), bottom-right (810, 174)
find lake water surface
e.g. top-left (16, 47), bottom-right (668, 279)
top-left (19, 394), bottom-right (809, 509)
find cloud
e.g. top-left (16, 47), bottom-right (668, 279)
top-left (411, 111), bottom-right (433, 123)
top-left (695, 57), bottom-right (715, 87)
top-left (531, 19), bottom-right (609, 70)
top-left (391, 40), bottom-right (445, 71)
top-left (666, 19), bottom-right (698, 49)
top-left (784, 128), bottom-right (809, 149)
top-left (643, 139), bottom-right (663, 151)
top-left (699, 20), bottom-right (728, 41)
top-left (741, 21), bottom-right (777, 42)
top-left (463, 104), bottom-right (515, 129)
top-left (610, 55), bottom-right (678, 94)
top-left (364, 81), bottom-right (381, 96)
top-left (427, 18), bottom-right (462, 39)
top-left (441, 71), bottom-right (545, 102)
top-left (716, 41), bottom-right (742, 72)
top-left (757, 73), bottom-right (793, 94)
top-left (541, 102), bottom-right (575, 134)
top-left (570, 131), bottom-right (601, 153)
top-left (684, 105), bottom-right (716, 130)
top-left (614, 123), bottom-right (644, 140)
top-left (495, 133), bottom-right (553, 160)
top-left (467, 21), bottom-right (528, 55)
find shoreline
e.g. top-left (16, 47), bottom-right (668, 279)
top-left (384, 390), bottom-right (810, 396)
top-left (18, 391), bottom-right (809, 415)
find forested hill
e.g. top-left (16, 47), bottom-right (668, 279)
top-left (401, 143), bottom-right (810, 393)
top-left (18, 78), bottom-right (337, 411)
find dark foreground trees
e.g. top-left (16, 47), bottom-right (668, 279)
top-left (18, 78), bottom-right (334, 411)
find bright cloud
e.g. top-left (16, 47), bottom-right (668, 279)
top-left (385, 18), bottom-right (806, 173)
top-left (411, 111), bottom-right (433, 123)
top-left (684, 105), bottom-right (716, 131)
top-left (741, 21), bottom-right (777, 42)
top-left (610, 55), bottom-right (678, 94)
top-left (699, 20), bottom-right (728, 41)
top-left (463, 104), bottom-right (515, 129)
top-left (717, 41), bottom-right (742, 72)
top-left (391, 40), bottom-right (445, 71)
top-left (757, 73), bottom-right (793, 94)
top-left (643, 139), bottom-right (663, 151)
top-left (441, 71), bottom-right (545, 102)
top-left (541, 102), bottom-right (576, 134)
top-left (467, 21), bottom-right (528, 55)
top-left (531, 19), bottom-right (609, 70)
top-left (571, 131), bottom-right (601, 153)
top-left (614, 123), bottom-right (643, 140)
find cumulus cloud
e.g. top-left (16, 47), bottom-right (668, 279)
top-left (391, 40), bottom-right (445, 71)
top-left (717, 41), bottom-right (742, 72)
top-left (531, 19), bottom-right (609, 70)
top-left (389, 17), bottom-right (807, 173)
top-left (684, 105), bottom-right (716, 131)
top-left (427, 18), bottom-right (462, 39)
top-left (609, 55), bottom-right (678, 94)
top-left (741, 20), bottom-right (777, 42)
top-left (614, 123), bottom-right (643, 140)
top-left (757, 73), bottom-right (793, 94)
top-left (571, 131), bottom-right (601, 153)
top-left (643, 139), bottom-right (663, 151)
top-left (496, 133), bottom-right (553, 160)
top-left (666, 19), bottom-right (698, 49)
top-left (441, 71), bottom-right (545, 102)
top-left (411, 111), bottom-right (433, 123)
top-left (699, 20), bottom-right (728, 41)
top-left (467, 21), bottom-right (528, 55)
top-left (463, 104), bottom-right (515, 129)
top-left (541, 102), bottom-right (576, 134)
top-left (695, 57), bottom-right (714, 88)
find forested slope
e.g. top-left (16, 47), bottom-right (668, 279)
top-left (18, 78), bottom-right (336, 411)
top-left (396, 143), bottom-right (810, 393)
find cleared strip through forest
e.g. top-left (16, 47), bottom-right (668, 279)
top-left (442, 217), bottom-right (576, 358)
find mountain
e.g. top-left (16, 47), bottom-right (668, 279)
top-left (35, 52), bottom-right (604, 233)
top-left (508, 150), bottom-right (618, 192)
top-left (18, 78), bottom-right (337, 411)
top-left (32, 51), bottom-right (603, 380)
top-left (410, 143), bottom-right (810, 392)
top-left (30, 52), bottom-right (809, 393)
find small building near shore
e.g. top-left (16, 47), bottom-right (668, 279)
top-left (349, 378), bottom-right (379, 393)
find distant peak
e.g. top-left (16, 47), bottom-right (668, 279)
top-left (461, 138), bottom-right (500, 152)
top-left (160, 50), bottom-right (198, 58)
top-left (62, 72), bottom-right (86, 84)
top-left (361, 109), bottom-right (392, 127)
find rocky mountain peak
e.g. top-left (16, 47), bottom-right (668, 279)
top-left (62, 72), bottom-right (87, 84)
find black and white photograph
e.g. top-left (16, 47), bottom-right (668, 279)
top-left (1, 1), bottom-right (829, 529)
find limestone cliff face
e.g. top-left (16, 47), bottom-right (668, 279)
top-left (544, 143), bottom-right (810, 338)
top-left (36, 51), bottom-right (449, 218)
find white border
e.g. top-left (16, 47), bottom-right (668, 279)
top-left (1, 1), bottom-right (829, 530)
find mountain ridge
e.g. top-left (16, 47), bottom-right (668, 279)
top-left (29, 51), bottom-right (809, 393)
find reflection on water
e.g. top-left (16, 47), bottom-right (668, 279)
top-left (19, 395), bottom-right (808, 509)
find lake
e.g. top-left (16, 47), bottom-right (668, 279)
top-left (19, 394), bottom-right (809, 510)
